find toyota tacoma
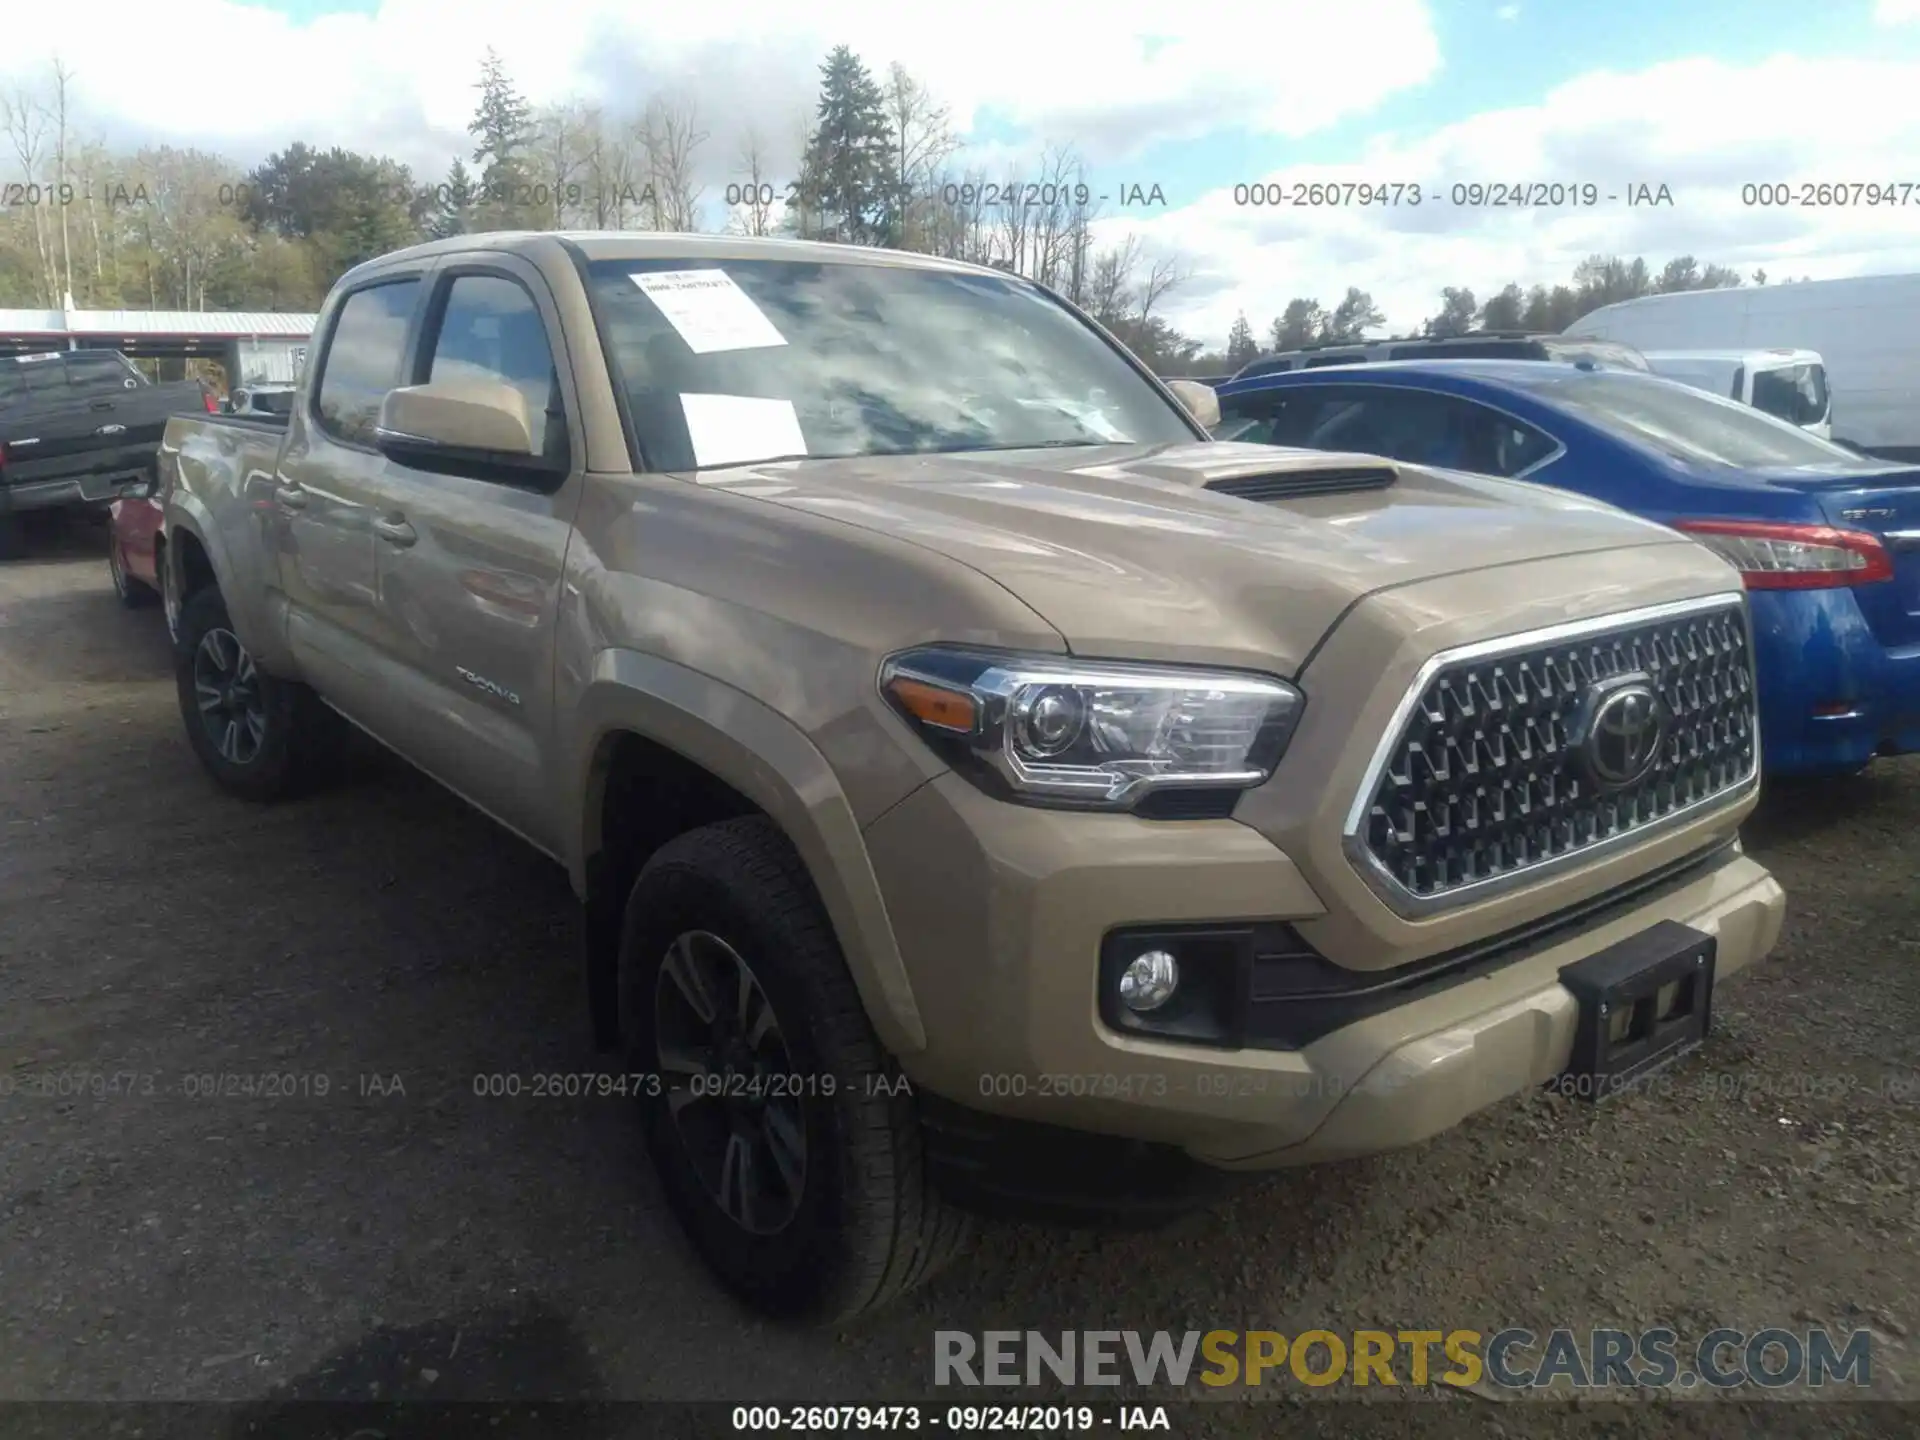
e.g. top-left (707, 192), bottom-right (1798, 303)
top-left (155, 232), bottom-right (1786, 1321)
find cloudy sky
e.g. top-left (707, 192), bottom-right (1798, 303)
top-left (7, 0), bottom-right (1920, 343)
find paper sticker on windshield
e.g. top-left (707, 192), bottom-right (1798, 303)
top-left (680, 393), bottom-right (806, 468)
top-left (630, 270), bottom-right (787, 354)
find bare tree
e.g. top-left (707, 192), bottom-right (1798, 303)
top-left (1135, 252), bottom-right (1190, 328)
top-left (882, 62), bottom-right (955, 251)
top-left (1, 84), bottom-right (55, 305)
top-left (1024, 147), bottom-right (1100, 290)
top-left (1083, 234), bottom-right (1141, 327)
top-left (75, 136), bottom-right (111, 296)
top-left (639, 96), bottom-right (707, 232)
top-left (781, 105), bottom-right (822, 239)
top-left (917, 162), bottom-right (991, 265)
top-left (531, 100), bottom-right (589, 228)
top-left (50, 58), bottom-right (75, 303)
top-left (730, 127), bottom-right (777, 236)
top-left (572, 104), bottom-right (647, 229)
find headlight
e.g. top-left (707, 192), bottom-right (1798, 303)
top-left (878, 647), bottom-right (1305, 810)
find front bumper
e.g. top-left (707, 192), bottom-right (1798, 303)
top-left (1750, 588), bottom-right (1920, 775)
top-left (865, 772), bottom-right (1783, 1171)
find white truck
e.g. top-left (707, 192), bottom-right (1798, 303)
top-left (1638, 349), bottom-right (1831, 439)
top-left (1565, 275), bottom-right (1920, 461)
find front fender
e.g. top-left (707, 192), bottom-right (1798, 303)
top-left (569, 648), bottom-right (927, 1056)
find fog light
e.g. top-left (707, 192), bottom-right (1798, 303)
top-left (1119, 949), bottom-right (1179, 1012)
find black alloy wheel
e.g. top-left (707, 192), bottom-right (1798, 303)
top-left (654, 928), bottom-right (808, 1235)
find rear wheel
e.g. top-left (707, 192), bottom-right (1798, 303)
top-left (173, 586), bottom-right (345, 801)
top-left (619, 817), bottom-right (971, 1321)
top-left (109, 536), bottom-right (156, 608)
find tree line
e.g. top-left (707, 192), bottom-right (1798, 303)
top-left (1208, 255), bottom-right (1812, 375)
top-left (2, 49), bottom-right (1791, 376)
top-left (0, 48), bottom-right (1204, 370)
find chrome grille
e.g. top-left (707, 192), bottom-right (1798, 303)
top-left (1348, 596), bottom-right (1758, 911)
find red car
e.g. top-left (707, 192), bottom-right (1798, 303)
top-left (107, 476), bottom-right (163, 610)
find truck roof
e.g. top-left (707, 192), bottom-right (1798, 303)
top-left (345, 231), bottom-right (1011, 284)
top-left (1641, 348), bottom-right (1823, 365)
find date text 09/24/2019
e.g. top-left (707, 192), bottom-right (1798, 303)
top-left (1229, 181), bottom-right (1675, 208)
top-left (730, 1405), bottom-right (1169, 1432)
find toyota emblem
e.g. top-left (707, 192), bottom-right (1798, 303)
top-left (1576, 673), bottom-right (1667, 790)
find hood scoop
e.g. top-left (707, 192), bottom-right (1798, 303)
top-left (1205, 465), bottom-right (1397, 503)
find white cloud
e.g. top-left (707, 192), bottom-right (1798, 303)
top-left (0, 0), bottom-right (1439, 181)
top-left (1151, 55), bottom-right (1920, 344)
top-left (1496, 4), bottom-right (1521, 19)
top-left (7, 6), bottom-right (1916, 361)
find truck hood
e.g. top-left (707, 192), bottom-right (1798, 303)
top-left (691, 441), bottom-right (1697, 675)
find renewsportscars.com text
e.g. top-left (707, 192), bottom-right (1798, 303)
top-left (934, 1327), bottom-right (1873, 1390)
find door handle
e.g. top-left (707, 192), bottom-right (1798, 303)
top-left (373, 515), bottom-right (417, 547)
top-left (89, 399), bottom-right (114, 411)
top-left (274, 484), bottom-right (308, 510)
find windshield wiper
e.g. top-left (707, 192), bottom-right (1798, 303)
top-left (953, 439), bottom-right (1112, 454)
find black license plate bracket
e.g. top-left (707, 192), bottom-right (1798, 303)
top-left (1555, 919), bottom-right (1716, 1102)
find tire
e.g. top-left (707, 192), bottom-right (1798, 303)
top-left (173, 585), bottom-right (345, 801)
top-left (0, 512), bottom-right (21, 562)
top-left (619, 816), bottom-right (971, 1321)
top-left (109, 536), bottom-right (156, 608)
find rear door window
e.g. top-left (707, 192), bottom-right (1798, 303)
top-left (1300, 388), bottom-right (1463, 463)
top-left (1286, 386), bottom-right (1558, 475)
top-left (314, 278), bottom-right (422, 447)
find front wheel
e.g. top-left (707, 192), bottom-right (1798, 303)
top-left (173, 585), bottom-right (344, 801)
top-left (618, 817), bottom-right (971, 1321)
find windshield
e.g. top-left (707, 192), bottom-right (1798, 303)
top-left (584, 257), bottom-right (1195, 470)
top-left (1750, 363), bottom-right (1830, 428)
top-left (1502, 368), bottom-right (1875, 469)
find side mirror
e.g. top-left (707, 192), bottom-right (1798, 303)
top-left (1167, 379), bottom-right (1221, 430)
top-left (375, 380), bottom-right (549, 474)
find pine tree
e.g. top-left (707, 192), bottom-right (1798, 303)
top-left (791, 47), bottom-right (893, 245)
top-left (428, 160), bottom-right (476, 240)
top-left (1225, 312), bottom-right (1258, 368)
top-left (468, 49), bottom-right (536, 230)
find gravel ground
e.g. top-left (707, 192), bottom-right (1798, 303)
top-left (1, 520), bottom-right (1915, 1435)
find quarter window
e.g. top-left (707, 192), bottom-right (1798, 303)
top-left (314, 279), bottom-right (421, 447)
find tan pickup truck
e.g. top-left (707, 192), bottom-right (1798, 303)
top-left (156, 232), bottom-right (1785, 1321)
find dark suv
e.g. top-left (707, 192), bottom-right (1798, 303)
top-left (1233, 331), bottom-right (1649, 382)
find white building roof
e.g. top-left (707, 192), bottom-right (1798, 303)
top-left (0, 308), bottom-right (317, 338)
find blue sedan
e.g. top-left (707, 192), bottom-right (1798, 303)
top-left (1213, 359), bottom-right (1920, 777)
